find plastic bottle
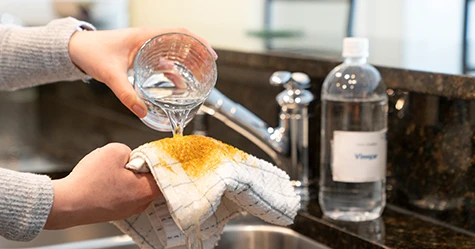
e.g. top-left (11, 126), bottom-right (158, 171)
top-left (319, 37), bottom-right (388, 221)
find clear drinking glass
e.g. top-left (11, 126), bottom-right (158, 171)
top-left (133, 32), bottom-right (217, 134)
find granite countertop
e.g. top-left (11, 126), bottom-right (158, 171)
top-left (1, 81), bottom-right (474, 249)
top-left (294, 202), bottom-right (475, 249)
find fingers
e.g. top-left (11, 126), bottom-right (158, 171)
top-left (103, 71), bottom-right (148, 118)
top-left (100, 143), bottom-right (160, 202)
top-left (163, 72), bottom-right (186, 89)
top-left (90, 142), bottom-right (132, 169)
top-left (139, 173), bottom-right (161, 201)
top-left (100, 143), bottom-right (132, 161)
top-left (100, 143), bottom-right (160, 198)
top-left (154, 58), bottom-right (186, 88)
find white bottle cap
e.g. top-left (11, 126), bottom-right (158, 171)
top-left (342, 37), bottom-right (369, 58)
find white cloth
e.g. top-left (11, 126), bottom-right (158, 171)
top-left (112, 135), bottom-right (300, 249)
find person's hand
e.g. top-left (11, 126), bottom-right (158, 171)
top-left (68, 28), bottom-right (218, 118)
top-left (44, 143), bottom-right (160, 229)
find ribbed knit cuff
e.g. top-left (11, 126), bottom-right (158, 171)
top-left (0, 17), bottom-right (95, 90)
top-left (0, 168), bottom-right (54, 241)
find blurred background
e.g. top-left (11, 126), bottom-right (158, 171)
top-left (1, 0), bottom-right (474, 75)
top-left (1, 1), bottom-right (475, 240)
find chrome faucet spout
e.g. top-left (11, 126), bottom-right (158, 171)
top-left (200, 89), bottom-right (289, 170)
top-left (196, 71), bottom-right (314, 201)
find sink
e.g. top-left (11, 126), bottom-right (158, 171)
top-left (0, 222), bottom-right (134, 249)
top-left (0, 216), bottom-right (331, 249)
top-left (216, 224), bottom-right (331, 249)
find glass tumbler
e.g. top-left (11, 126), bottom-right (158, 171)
top-left (133, 32), bottom-right (217, 132)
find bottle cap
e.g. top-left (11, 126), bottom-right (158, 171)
top-left (342, 37), bottom-right (369, 58)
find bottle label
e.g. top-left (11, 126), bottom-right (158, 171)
top-left (331, 129), bottom-right (387, 182)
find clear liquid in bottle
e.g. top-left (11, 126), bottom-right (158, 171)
top-left (319, 37), bottom-right (388, 222)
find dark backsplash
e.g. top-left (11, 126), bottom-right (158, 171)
top-left (31, 49), bottom-right (475, 233)
top-left (387, 94), bottom-right (475, 232)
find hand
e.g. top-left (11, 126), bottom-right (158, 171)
top-left (68, 27), bottom-right (218, 118)
top-left (44, 143), bottom-right (160, 229)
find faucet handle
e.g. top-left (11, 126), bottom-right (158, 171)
top-left (269, 71), bottom-right (292, 86)
top-left (270, 71), bottom-right (310, 89)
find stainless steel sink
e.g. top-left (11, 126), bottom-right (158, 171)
top-left (0, 216), bottom-right (330, 249)
top-left (0, 222), bottom-right (134, 249)
top-left (217, 224), bottom-right (331, 249)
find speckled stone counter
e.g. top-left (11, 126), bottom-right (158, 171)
top-left (1, 49), bottom-right (475, 248)
top-left (294, 203), bottom-right (475, 249)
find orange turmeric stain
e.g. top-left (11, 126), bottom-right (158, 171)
top-left (151, 135), bottom-right (248, 177)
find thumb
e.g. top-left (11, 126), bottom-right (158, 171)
top-left (104, 71), bottom-right (147, 118)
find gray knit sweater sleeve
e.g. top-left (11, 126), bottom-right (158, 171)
top-left (0, 17), bottom-right (96, 242)
top-left (0, 168), bottom-right (53, 241)
top-left (0, 17), bottom-right (95, 90)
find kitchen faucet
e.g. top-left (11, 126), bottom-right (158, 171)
top-left (194, 71), bottom-right (314, 202)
